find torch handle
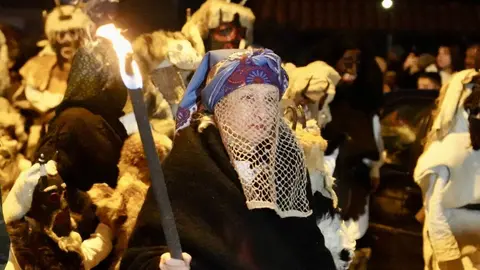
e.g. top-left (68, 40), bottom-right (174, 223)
top-left (128, 89), bottom-right (183, 260)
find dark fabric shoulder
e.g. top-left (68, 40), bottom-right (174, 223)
top-left (123, 125), bottom-right (336, 270)
top-left (35, 107), bottom-right (126, 191)
top-left (123, 125), bottom-right (246, 270)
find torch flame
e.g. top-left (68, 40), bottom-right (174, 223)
top-left (96, 23), bottom-right (143, 90)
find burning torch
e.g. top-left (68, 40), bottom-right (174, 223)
top-left (96, 24), bottom-right (183, 259)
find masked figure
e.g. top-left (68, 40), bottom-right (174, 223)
top-left (182, 0), bottom-right (255, 55)
top-left (4, 156), bottom-right (114, 269)
top-left (120, 49), bottom-right (337, 270)
top-left (12, 0), bottom-right (95, 158)
top-left (415, 69), bottom-right (480, 269)
top-left (33, 37), bottom-right (129, 192)
top-left (282, 61), bottom-right (341, 128)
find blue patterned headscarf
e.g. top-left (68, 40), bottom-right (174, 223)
top-left (175, 48), bottom-right (289, 133)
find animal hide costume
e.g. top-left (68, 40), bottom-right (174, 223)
top-left (415, 69), bottom-right (480, 269)
top-left (132, 29), bottom-right (202, 122)
top-left (88, 132), bottom-right (173, 269)
top-left (34, 37), bottom-right (129, 192)
top-left (121, 49), bottom-right (337, 270)
top-left (282, 61), bottom-right (341, 128)
top-left (181, 0), bottom-right (255, 54)
top-left (0, 97), bottom-right (30, 200)
top-left (12, 0), bottom-right (95, 159)
top-left (322, 47), bottom-right (385, 241)
top-left (0, 29), bottom-right (10, 97)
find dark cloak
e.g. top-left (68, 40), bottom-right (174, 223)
top-left (121, 123), bottom-right (336, 270)
top-left (34, 38), bottom-right (129, 192)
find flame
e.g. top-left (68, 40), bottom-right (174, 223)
top-left (96, 23), bottom-right (143, 90)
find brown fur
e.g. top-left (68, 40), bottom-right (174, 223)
top-left (7, 218), bottom-right (85, 270)
top-left (133, 30), bottom-right (195, 76)
top-left (87, 131), bottom-right (172, 269)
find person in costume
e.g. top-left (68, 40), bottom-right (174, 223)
top-left (121, 49), bottom-right (337, 270)
top-left (0, 24), bottom-right (23, 102)
top-left (3, 156), bottom-right (116, 269)
top-left (0, 97), bottom-right (30, 199)
top-left (12, 0), bottom-right (95, 158)
top-left (319, 45), bottom-right (385, 266)
top-left (182, 0), bottom-right (255, 55)
top-left (281, 61), bottom-right (356, 269)
top-left (281, 61), bottom-right (341, 128)
top-left (33, 36), bottom-right (129, 192)
top-left (414, 68), bottom-right (480, 269)
top-left (133, 28), bottom-right (203, 132)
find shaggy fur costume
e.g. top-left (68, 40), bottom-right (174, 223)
top-left (132, 29), bottom-right (201, 123)
top-left (0, 97), bottom-right (30, 200)
top-left (88, 132), bottom-right (172, 269)
top-left (181, 0), bottom-right (255, 54)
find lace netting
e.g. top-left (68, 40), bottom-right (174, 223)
top-left (214, 84), bottom-right (312, 218)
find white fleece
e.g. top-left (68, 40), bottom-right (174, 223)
top-left (3, 163), bottom-right (42, 224)
top-left (82, 223), bottom-right (114, 270)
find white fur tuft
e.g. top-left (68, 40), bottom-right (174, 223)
top-left (44, 6), bottom-right (95, 40)
top-left (197, 115), bottom-right (216, 133)
top-left (318, 214), bottom-right (356, 270)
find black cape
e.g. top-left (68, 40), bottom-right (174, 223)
top-left (121, 124), bottom-right (336, 270)
top-left (34, 39), bottom-right (129, 192)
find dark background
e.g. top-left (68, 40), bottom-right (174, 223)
top-left (1, 0), bottom-right (480, 66)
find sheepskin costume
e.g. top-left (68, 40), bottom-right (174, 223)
top-left (87, 131), bottom-right (173, 269)
top-left (0, 29), bottom-right (10, 96)
top-left (414, 69), bottom-right (480, 269)
top-left (0, 97), bottom-right (30, 200)
top-left (282, 61), bottom-right (341, 128)
top-left (133, 30), bottom-right (202, 75)
top-left (12, 2), bottom-right (95, 159)
top-left (133, 30), bottom-right (202, 120)
top-left (181, 0), bottom-right (255, 54)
